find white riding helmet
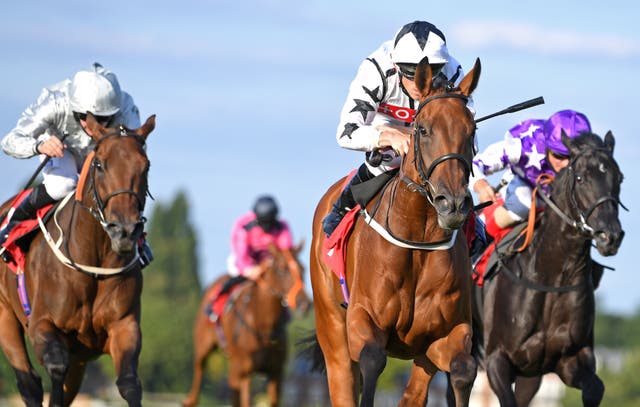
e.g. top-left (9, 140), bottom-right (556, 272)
top-left (69, 70), bottom-right (120, 116)
top-left (391, 21), bottom-right (450, 66)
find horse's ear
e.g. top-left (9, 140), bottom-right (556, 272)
top-left (560, 129), bottom-right (577, 155)
top-left (458, 58), bottom-right (481, 96)
top-left (604, 130), bottom-right (615, 154)
top-left (414, 56), bottom-right (433, 98)
top-left (133, 115), bottom-right (156, 141)
top-left (293, 239), bottom-right (305, 256)
top-left (85, 112), bottom-right (109, 142)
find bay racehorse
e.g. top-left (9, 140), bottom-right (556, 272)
top-left (477, 131), bottom-right (624, 406)
top-left (182, 242), bottom-right (311, 407)
top-left (0, 114), bottom-right (155, 407)
top-left (309, 57), bottom-right (481, 406)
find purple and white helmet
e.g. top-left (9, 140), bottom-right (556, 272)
top-left (544, 110), bottom-right (591, 156)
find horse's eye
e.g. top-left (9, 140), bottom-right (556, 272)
top-left (94, 160), bottom-right (103, 171)
top-left (575, 174), bottom-right (584, 183)
top-left (419, 126), bottom-right (428, 137)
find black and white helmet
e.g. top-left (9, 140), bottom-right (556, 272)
top-left (391, 21), bottom-right (450, 66)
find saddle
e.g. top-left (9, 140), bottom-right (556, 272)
top-left (0, 191), bottom-right (56, 274)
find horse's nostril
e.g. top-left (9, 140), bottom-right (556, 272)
top-left (434, 195), bottom-right (451, 212)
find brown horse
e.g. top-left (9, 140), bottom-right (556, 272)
top-left (0, 114), bottom-right (155, 407)
top-left (474, 131), bottom-right (624, 406)
top-left (309, 57), bottom-right (481, 406)
top-left (182, 242), bottom-right (311, 407)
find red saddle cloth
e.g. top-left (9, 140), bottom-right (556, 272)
top-left (206, 281), bottom-right (243, 324)
top-left (0, 190), bottom-right (54, 274)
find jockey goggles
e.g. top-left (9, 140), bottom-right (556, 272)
top-left (397, 63), bottom-right (444, 81)
top-left (73, 111), bottom-right (115, 126)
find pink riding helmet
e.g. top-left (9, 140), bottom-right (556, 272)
top-left (544, 109), bottom-right (592, 156)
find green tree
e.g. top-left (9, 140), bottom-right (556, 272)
top-left (137, 190), bottom-right (202, 392)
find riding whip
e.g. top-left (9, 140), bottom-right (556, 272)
top-left (20, 131), bottom-right (69, 191)
top-left (475, 96), bottom-right (545, 123)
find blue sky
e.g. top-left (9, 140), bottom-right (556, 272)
top-left (1, 1), bottom-right (639, 314)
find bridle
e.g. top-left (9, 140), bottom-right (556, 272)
top-left (536, 147), bottom-right (627, 237)
top-left (401, 92), bottom-right (474, 205)
top-left (82, 129), bottom-right (150, 230)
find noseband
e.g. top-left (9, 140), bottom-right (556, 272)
top-left (402, 93), bottom-right (473, 204)
top-left (85, 130), bottom-right (149, 228)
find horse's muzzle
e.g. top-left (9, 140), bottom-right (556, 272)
top-left (434, 191), bottom-right (473, 230)
top-left (594, 228), bottom-right (624, 256)
top-left (105, 221), bottom-right (144, 254)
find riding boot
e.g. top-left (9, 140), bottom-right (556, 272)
top-left (138, 236), bottom-right (154, 269)
top-left (0, 184), bottom-right (55, 248)
top-left (469, 214), bottom-right (490, 264)
top-left (322, 164), bottom-right (374, 237)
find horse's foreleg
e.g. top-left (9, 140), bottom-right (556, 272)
top-left (0, 309), bottom-right (43, 406)
top-left (314, 304), bottom-right (359, 406)
top-left (347, 306), bottom-right (389, 407)
top-left (229, 374), bottom-right (251, 407)
top-left (182, 315), bottom-right (219, 407)
top-left (266, 372), bottom-right (282, 407)
top-left (555, 347), bottom-right (603, 407)
top-left (399, 359), bottom-right (436, 407)
top-left (108, 317), bottom-right (142, 407)
top-left (358, 342), bottom-right (387, 407)
top-left (485, 349), bottom-right (517, 407)
top-left (426, 323), bottom-right (476, 407)
top-left (30, 319), bottom-right (69, 407)
top-left (514, 375), bottom-right (542, 406)
top-left (62, 360), bottom-right (87, 406)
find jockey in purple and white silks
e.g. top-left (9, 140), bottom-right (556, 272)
top-left (323, 20), bottom-right (475, 236)
top-left (470, 109), bottom-right (592, 229)
top-left (0, 63), bottom-right (153, 267)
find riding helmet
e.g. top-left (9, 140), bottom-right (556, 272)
top-left (544, 110), bottom-right (591, 156)
top-left (391, 21), bottom-right (450, 66)
top-left (69, 69), bottom-right (121, 117)
top-left (253, 195), bottom-right (279, 230)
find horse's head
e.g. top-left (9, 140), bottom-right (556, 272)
top-left (557, 131), bottom-right (625, 256)
top-left (260, 241), bottom-right (311, 314)
top-left (403, 57), bottom-right (481, 229)
top-left (81, 113), bottom-right (156, 254)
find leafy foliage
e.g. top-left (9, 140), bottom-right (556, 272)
top-left (138, 190), bottom-right (202, 392)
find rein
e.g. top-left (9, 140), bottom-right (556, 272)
top-left (38, 129), bottom-right (149, 276)
top-left (496, 146), bottom-right (626, 292)
top-left (77, 130), bottom-right (148, 229)
top-left (363, 91), bottom-right (470, 250)
top-left (404, 93), bottom-right (472, 204)
top-left (537, 148), bottom-right (627, 238)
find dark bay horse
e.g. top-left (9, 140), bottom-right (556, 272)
top-left (182, 242), bottom-right (311, 407)
top-left (477, 131), bottom-right (624, 406)
top-left (0, 114), bottom-right (155, 407)
top-left (309, 57), bottom-right (481, 406)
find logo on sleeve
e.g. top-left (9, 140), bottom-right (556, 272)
top-left (377, 103), bottom-right (415, 123)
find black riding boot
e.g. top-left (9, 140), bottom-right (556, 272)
top-left (322, 164), bottom-right (374, 237)
top-left (0, 184), bottom-right (55, 248)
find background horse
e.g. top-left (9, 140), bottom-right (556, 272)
top-left (0, 114), bottom-right (155, 407)
top-left (308, 57), bottom-right (481, 407)
top-left (477, 131), bottom-right (624, 406)
top-left (182, 242), bottom-right (311, 407)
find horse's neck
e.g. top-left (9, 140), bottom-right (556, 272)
top-left (531, 198), bottom-right (592, 281)
top-left (252, 281), bottom-right (286, 322)
top-left (56, 197), bottom-right (112, 264)
top-left (384, 176), bottom-right (444, 241)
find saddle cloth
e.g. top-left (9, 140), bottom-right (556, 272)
top-left (0, 190), bottom-right (54, 274)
